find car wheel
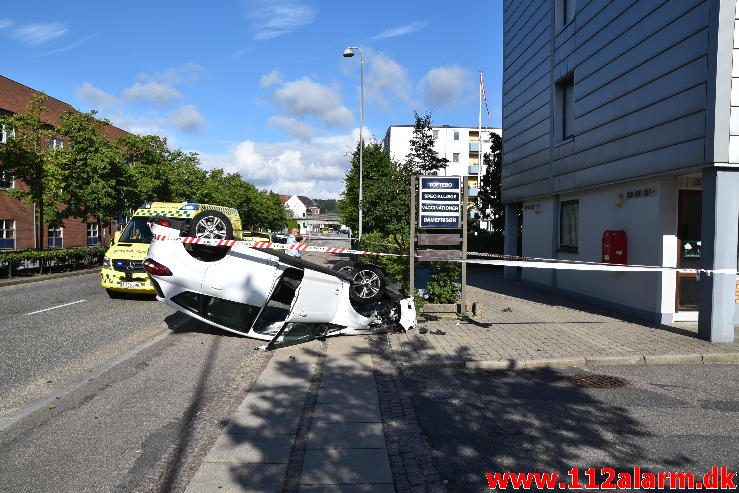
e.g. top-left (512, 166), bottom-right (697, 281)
top-left (189, 210), bottom-right (234, 240)
top-left (331, 260), bottom-right (357, 276)
top-left (349, 265), bottom-right (386, 304)
top-left (185, 210), bottom-right (234, 261)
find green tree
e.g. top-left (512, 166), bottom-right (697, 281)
top-left (56, 110), bottom-right (134, 242)
top-left (406, 111), bottom-right (448, 175)
top-left (477, 133), bottom-right (504, 232)
top-left (0, 94), bottom-right (64, 249)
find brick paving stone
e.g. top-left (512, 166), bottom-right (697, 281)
top-left (393, 271), bottom-right (739, 367)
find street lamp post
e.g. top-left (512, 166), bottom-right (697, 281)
top-left (343, 45), bottom-right (364, 241)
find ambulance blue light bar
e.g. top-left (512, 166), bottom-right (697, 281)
top-left (180, 203), bottom-right (199, 210)
top-left (139, 202), bottom-right (152, 209)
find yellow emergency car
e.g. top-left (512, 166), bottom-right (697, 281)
top-left (101, 201), bottom-right (242, 297)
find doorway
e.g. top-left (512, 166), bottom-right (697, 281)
top-left (676, 190), bottom-right (701, 312)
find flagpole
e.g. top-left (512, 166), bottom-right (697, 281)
top-left (478, 71), bottom-right (483, 213)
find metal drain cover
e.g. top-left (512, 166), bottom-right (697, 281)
top-left (568, 374), bottom-right (630, 388)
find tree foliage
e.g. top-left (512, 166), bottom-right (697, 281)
top-left (406, 111), bottom-right (449, 175)
top-left (476, 132), bottom-right (504, 232)
top-left (0, 94), bottom-right (64, 249)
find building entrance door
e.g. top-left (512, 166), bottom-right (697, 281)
top-left (676, 190), bottom-right (701, 312)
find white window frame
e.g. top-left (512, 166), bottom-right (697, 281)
top-left (0, 170), bottom-right (13, 190)
top-left (1, 124), bottom-right (15, 144)
top-left (87, 223), bottom-right (99, 246)
top-left (432, 129), bottom-right (439, 140)
top-left (0, 219), bottom-right (15, 250)
top-left (48, 225), bottom-right (63, 249)
top-left (452, 153), bottom-right (460, 163)
top-left (48, 137), bottom-right (64, 150)
top-left (453, 131), bottom-right (460, 141)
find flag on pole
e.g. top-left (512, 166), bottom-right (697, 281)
top-left (480, 72), bottom-right (490, 127)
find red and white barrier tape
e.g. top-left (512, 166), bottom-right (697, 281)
top-left (151, 233), bottom-right (737, 275)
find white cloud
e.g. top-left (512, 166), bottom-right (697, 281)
top-left (418, 65), bottom-right (474, 108)
top-left (268, 116), bottom-right (316, 141)
top-left (243, 0), bottom-right (317, 41)
top-left (168, 105), bottom-right (205, 132)
top-left (370, 21), bottom-right (426, 40)
top-left (200, 128), bottom-right (370, 198)
top-left (148, 63), bottom-right (205, 85)
top-left (10, 22), bottom-right (67, 46)
top-left (0, 19), bottom-right (13, 30)
top-left (76, 82), bottom-right (118, 109)
top-left (259, 69), bottom-right (282, 88)
top-left (364, 50), bottom-right (412, 110)
top-left (272, 77), bottom-right (352, 127)
top-left (44, 33), bottom-right (96, 55)
top-left (123, 81), bottom-right (183, 105)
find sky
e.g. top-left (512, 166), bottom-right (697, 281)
top-left (1, 1), bottom-right (502, 199)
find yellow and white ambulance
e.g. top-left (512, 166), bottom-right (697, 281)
top-left (101, 201), bottom-right (242, 297)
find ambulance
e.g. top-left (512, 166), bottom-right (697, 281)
top-left (101, 202), bottom-right (242, 297)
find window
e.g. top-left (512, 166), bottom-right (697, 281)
top-left (556, 0), bottom-right (576, 31)
top-left (0, 219), bottom-right (15, 250)
top-left (555, 72), bottom-right (575, 142)
top-left (559, 200), bottom-right (579, 251)
top-left (87, 223), bottom-right (99, 246)
top-left (47, 137), bottom-right (64, 150)
top-left (452, 153), bottom-right (460, 163)
top-left (453, 131), bottom-right (460, 141)
top-left (1, 125), bottom-right (15, 144)
top-left (48, 226), bottom-right (63, 249)
top-left (432, 129), bottom-right (439, 140)
top-left (0, 170), bottom-right (12, 190)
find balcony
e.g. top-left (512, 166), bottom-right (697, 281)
top-left (468, 165), bottom-right (480, 175)
top-left (469, 142), bottom-right (480, 153)
top-left (468, 187), bottom-right (479, 197)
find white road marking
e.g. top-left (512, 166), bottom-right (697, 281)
top-left (26, 299), bottom-right (87, 316)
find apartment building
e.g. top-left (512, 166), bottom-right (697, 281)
top-left (0, 75), bottom-right (128, 250)
top-left (501, 0), bottom-right (738, 341)
top-left (383, 125), bottom-right (502, 217)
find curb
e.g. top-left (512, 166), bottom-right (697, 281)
top-left (446, 352), bottom-right (739, 370)
top-left (0, 268), bottom-right (99, 288)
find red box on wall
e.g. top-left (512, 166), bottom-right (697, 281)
top-left (602, 230), bottom-right (627, 265)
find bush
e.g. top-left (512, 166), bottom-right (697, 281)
top-left (358, 232), bottom-right (410, 295)
top-left (0, 246), bottom-right (107, 278)
top-left (425, 262), bottom-right (460, 304)
top-left (467, 228), bottom-right (504, 254)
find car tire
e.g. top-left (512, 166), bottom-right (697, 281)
top-left (348, 264), bottom-right (386, 304)
top-left (185, 210), bottom-right (234, 261)
top-left (189, 210), bottom-right (234, 240)
top-left (331, 260), bottom-right (357, 276)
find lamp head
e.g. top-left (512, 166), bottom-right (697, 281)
top-left (342, 47), bottom-right (355, 58)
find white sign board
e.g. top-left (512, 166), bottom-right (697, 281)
top-left (418, 176), bottom-right (461, 229)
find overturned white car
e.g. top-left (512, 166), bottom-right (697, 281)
top-left (144, 221), bottom-right (416, 349)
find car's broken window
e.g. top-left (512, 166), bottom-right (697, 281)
top-left (205, 296), bottom-right (260, 331)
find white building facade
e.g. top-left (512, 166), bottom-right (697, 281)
top-left (502, 0), bottom-right (739, 342)
top-left (383, 125), bottom-right (502, 216)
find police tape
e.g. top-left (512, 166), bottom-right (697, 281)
top-left (151, 234), bottom-right (737, 275)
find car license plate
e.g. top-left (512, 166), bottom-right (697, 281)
top-left (120, 282), bottom-right (139, 288)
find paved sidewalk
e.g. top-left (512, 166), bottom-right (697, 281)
top-left (186, 337), bottom-right (395, 492)
top-left (390, 267), bottom-right (739, 368)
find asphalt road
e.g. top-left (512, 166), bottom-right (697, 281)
top-left (0, 272), bottom-right (273, 492)
top-left (401, 363), bottom-right (739, 492)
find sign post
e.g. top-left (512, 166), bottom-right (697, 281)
top-left (409, 176), bottom-right (416, 299)
top-left (414, 175), bottom-right (468, 316)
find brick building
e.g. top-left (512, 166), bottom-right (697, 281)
top-left (0, 75), bottom-right (129, 250)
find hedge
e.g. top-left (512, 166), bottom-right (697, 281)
top-left (0, 246), bottom-right (107, 278)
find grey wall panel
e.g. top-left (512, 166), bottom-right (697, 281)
top-left (577, 42), bottom-right (708, 116)
top-left (572, 0), bottom-right (641, 52)
top-left (503, 163), bottom-right (553, 189)
top-left (503, 63), bottom-right (550, 114)
top-left (552, 112), bottom-right (707, 177)
top-left (573, 2), bottom-right (707, 84)
top-left (503, 38), bottom-right (551, 93)
top-left (506, 1), bottom-right (550, 66)
top-left (505, 0), bottom-right (549, 53)
top-left (503, 133), bottom-right (551, 165)
top-left (505, 87), bottom-right (550, 130)
top-left (502, 177), bottom-right (553, 203)
top-left (502, 148), bottom-right (551, 179)
top-left (506, 104), bottom-right (550, 141)
top-left (576, 83), bottom-right (707, 146)
top-left (552, 139), bottom-right (705, 193)
top-left (504, 118), bottom-right (551, 155)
